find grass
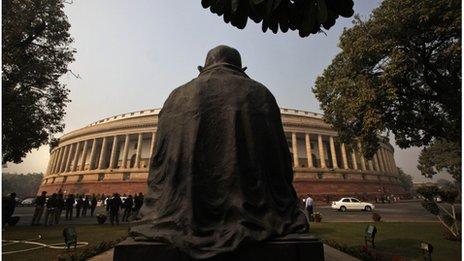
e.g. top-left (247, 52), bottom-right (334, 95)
top-left (2, 222), bottom-right (461, 261)
top-left (2, 224), bottom-right (130, 261)
top-left (311, 222), bottom-right (461, 261)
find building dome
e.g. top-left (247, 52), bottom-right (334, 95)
top-left (39, 108), bottom-right (405, 200)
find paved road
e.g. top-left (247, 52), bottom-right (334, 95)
top-left (316, 201), bottom-right (460, 222)
top-left (11, 201), bottom-right (460, 226)
top-left (12, 206), bottom-right (112, 226)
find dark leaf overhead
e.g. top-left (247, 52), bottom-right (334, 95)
top-left (201, 0), bottom-right (354, 37)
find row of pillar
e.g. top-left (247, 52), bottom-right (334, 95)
top-left (290, 133), bottom-right (397, 175)
top-left (46, 132), bottom-right (156, 176)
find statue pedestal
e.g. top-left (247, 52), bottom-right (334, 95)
top-left (113, 234), bottom-right (324, 261)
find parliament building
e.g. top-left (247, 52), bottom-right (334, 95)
top-left (38, 108), bottom-right (406, 200)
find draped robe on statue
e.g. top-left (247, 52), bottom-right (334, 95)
top-left (131, 45), bottom-right (308, 259)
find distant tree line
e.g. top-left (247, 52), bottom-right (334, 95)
top-left (2, 172), bottom-right (43, 198)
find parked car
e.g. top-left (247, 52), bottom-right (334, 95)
top-left (331, 197), bottom-right (375, 212)
top-left (20, 197), bottom-right (35, 206)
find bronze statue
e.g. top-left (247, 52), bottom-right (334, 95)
top-left (130, 45), bottom-right (308, 259)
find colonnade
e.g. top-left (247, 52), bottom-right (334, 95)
top-left (45, 131), bottom-right (398, 178)
top-left (45, 132), bottom-right (156, 176)
top-left (289, 132), bottom-right (397, 175)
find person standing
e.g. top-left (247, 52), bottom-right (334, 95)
top-left (75, 195), bottom-right (83, 218)
top-left (305, 194), bottom-right (314, 222)
top-left (3, 193), bottom-right (17, 227)
top-left (65, 194), bottom-right (75, 220)
top-left (133, 192), bottom-right (144, 218)
top-left (54, 193), bottom-right (65, 224)
top-left (109, 193), bottom-right (122, 225)
top-left (82, 195), bottom-right (89, 217)
top-left (122, 195), bottom-right (133, 222)
top-left (31, 191), bottom-right (47, 225)
top-left (90, 195), bottom-right (98, 217)
top-left (44, 193), bottom-right (57, 226)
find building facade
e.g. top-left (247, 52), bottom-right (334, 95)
top-left (38, 108), bottom-right (406, 200)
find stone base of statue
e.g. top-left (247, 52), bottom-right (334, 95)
top-left (113, 233), bottom-right (324, 261)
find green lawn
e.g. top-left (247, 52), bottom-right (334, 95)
top-left (2, 222), bottom-right (461, 261)
top-left (311, 222), bottom-right (461, 261)
top-left (2, 224), bottom-right (130, 261)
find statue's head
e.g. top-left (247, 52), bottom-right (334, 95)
top-left (198, 45), bottom-right (246, 72)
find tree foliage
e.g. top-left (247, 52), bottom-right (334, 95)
top-left (312, 0), bottom-right (461, 159)
top-left (2, 172), bottom-right (44, 198)
top-left (397, 168), bottom-right (413, 192)
top-left (418, 139), bottom-right (461, 182)
top-left (201, 0), bottom-right (354, 37)
top-left (2, 0), bottom-right (75, 164)
top-left (416, 185), bottom-right (460, 240)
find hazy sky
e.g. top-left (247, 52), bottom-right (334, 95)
top-left (3, 1), bottom-right (451, 182)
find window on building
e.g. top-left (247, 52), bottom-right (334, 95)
top-left (98, 173), bottom-right (105, 181)
top-left (362, 174), bottom-right (366, 180)
top-left (317, 172), bottom-right (323, 179)
top-left (77, 175), bottom-right (84, 182)
top-left (123, 173), bottom-right (130, 181)
top-left (63, 176), bottom-right (67, 183)
top-left (342, 173), bottom-right (347, 180)
top-left (51, 178), bottom-right (56, 184)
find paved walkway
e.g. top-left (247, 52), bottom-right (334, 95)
top-left (89, 244), bottom-right (360, 261)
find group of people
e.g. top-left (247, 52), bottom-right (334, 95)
top-left (31, 191), bottom-right (99, 226)
top-left (105, 193), bottom-right (144, 225)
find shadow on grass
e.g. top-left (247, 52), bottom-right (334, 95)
top-left (375, 238), bottom-right (421, 259)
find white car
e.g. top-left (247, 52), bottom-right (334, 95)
top-left (20, 197), bottom-right (35, 206)
top-left (331, 197), bottom-right (375, 212)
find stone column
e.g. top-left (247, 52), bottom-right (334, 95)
top-left (60, 145), bottom-right (70, 173)
top-left (53, 147), bottom-right (63, 173)
top-left (376, 151), bottom-right (384, 172)
top-left (351, 150), bottom-right (358, 170)
top-left (79, 140), bottom-right (89, 171)
top-left (317, 134), bottom-right (326, 168)
top-left (391, 153), bottom-right (399, 175)
top-left (380, 149), bottom-right (390, 173)
top-left (291, 132), bottom-right (299, 167)
top-left (357, 141), bottom-right (367, 171)
top-left (305, 134), bottom-right (313, 168)
top-left (45, 152), bottom-right (54, 176)
top-left (121, 134), bottom-right (130, 169)
top-left (65, 143), bottom-right (75, 172)
top-left (72, 142), bottom-right (81, 172)
top-left (48, 150), bottom-right (57, 174)
top-left (109, 136), bottom-right (119, 169)
top-left (148, 132), bottom-right (156, 166)
top-left (329, 136), bottom-right (338, 168)
top-left (98, 137), bottom-right (108, 169)
top-left (373, 154), bottom-right (380, 172)
top-left (368, 160), bottom-right (374, 171)
top-left (341, 143), bottom-right (349, 169)
top-left (135, 133), bottom-right (143, 168)
top-left (88, 139), bottom-right (97, 170)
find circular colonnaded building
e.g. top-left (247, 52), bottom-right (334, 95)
top-left (39, 108), bottom-right (406, 200)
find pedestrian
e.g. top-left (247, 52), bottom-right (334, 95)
top-left (122, 195), bottom-right (133, 222)
top-left (82, 196), bottom-right (89, 216)
top-left (109, 193), bottom-right (122, 225)
top-left (65, 194), bottom-right (75, 220)
top-left (305, 194), bottom-right (314, 222)
top-left (54, 193), bottom-right (65, 224)
top-left (75, 195), bottom-right (83, 218)
top-left (31, 191), bottom-right (47, 225)
top-left (44, 193), bottom-right (57, 226)
top-left (90, 194), bottom-right (98, 216)
top-left (3, 192), bottom-right (17, 227)
top-left (132, 192), bottom-right (144, 219)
